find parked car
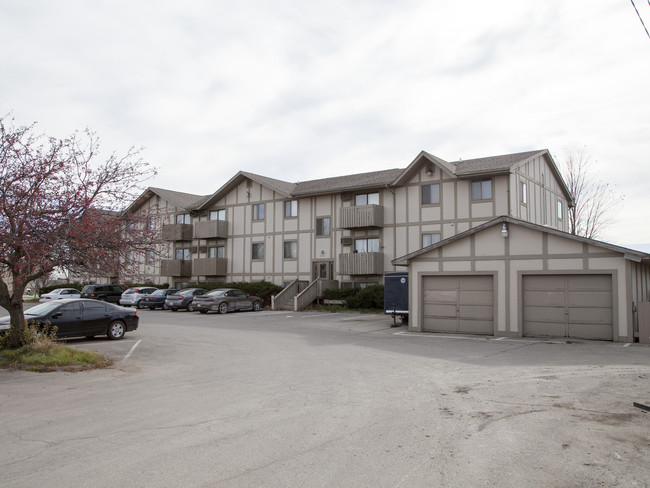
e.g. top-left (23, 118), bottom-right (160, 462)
top-left (39, 288), bottom-right (81, 302)
top-left (0, 299), bottom-right (138, 340)
top-left (140, 288), bottom-right (178, 310)
top-left (192, 288), bottom-right (263, 314)
top-left (164, 288), bottom-right (208, 312)
top-left (80, 284), bottom-right (124, 303)
top-left (119, 287), bottom-right (158, 308)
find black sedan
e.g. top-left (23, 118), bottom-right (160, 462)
top-left (192, 288), bottom-right (262, 314)
top-left (164, 288), bottom-right (208, 312)
top-left (0, 299), bottom-right (139, 340)
top-left (140, 288), bottom-right (178, 310)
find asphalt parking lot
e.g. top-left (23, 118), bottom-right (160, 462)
top-left (1, 307), bottom-right (649, 487)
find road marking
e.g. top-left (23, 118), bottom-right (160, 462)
top-left (623, 343), bottom-right (631, 347)
top-left (123, 339), bottom-right (142, 361)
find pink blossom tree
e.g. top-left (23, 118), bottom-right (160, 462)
top-left (0, 116), bottom-right (158, 348)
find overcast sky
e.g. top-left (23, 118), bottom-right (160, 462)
top-left (1, 0), bottom-right (649, 247)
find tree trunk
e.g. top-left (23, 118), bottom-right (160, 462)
top-left (6, 300), bottom-right (26, 348)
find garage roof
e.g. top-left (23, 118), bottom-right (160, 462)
top-left (392, 216), bottom-right (650, 266)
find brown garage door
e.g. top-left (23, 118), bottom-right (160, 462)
top-left (422, 275), bottom-right (493, 334)
top-left (523, 275), bottom-right (613, 341)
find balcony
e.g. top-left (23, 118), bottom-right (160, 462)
top-left (340, 205), bottom-right (384, 229)
top-left (161, 223), bottom-right (193, 241)
top-left (339, 252), bottom-right (384, 276)
top-left (193, 220), bottom-right (228, 239)
top-left (160, 259), bottom-right (192, 277)
top-left (193, 257), bottom-right (228, 277)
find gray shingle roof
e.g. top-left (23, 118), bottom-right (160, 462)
top-left (452, 150), bottom-right (546, 176)
top-left (148, 187), bottom-right (210, 210)
top-left (292, 168), bottom-right (404, 195)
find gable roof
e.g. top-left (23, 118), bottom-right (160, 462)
top-left (292, 168), bottom-right (403, 196)
top-left (392, 216), bottom-right (650, 266)
top-left (452, 149), bottom-right (546, 176)
top-left (124, 187), bottom-right (210, 214)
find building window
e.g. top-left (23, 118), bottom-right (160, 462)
top-left (208, 246), bottom-right (224, 258)
top-left (520, 181), bottom-right (527, 205)
top-left (557, 200), bottom-right (563, 220)
top-left (355, 192), bottom-right (379, 206)
top-left (283, 241), bottom-right (297, 259)
top-left (421, 184), bottom-right (440, 205)
top-left (253, 204), bottom-right (265, 221)
top-left (145, 250), bottom-right (155, 264)
top-left (354, 237), bottom-right (379, 253)
top-left (471, 179), bottom-right (492, 201)
top-left (316, 217), bottom-right (330, 236)
top-left (252, 242), bottom-right (264, 260)
top-left (422, 233), bottom-right (441, 248)
top-left (354, 282), bottom-right (378, 289)
top-left (176, 213), bottom-right (191, 224)
top-left (284, 200), bottom-right (298, 218)
top-left (147, 216), bottom-right (156, 230)
top-left (209, 209), bottom-right (225, 221)
top-left (175, 248), bottom-right (190, 260)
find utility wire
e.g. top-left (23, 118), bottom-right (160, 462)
top-left (630, 0), bottom-right (650, 39)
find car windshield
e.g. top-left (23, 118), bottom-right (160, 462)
top-left (123, 289), bottom-right (136, 294)
top-left (178, 289), bottom-right (197, 296)
top-left (151, 289), bottom-right (168, 296)
top-left (24, 302), bottom-right (62, 315)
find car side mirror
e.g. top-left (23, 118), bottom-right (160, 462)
top-left (51, 312), bottom-right (62, 319)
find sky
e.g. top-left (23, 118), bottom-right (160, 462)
top-left (1, 0), bottom-right (649, 248)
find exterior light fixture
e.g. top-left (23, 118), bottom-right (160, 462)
top-left (501, 223), bottom-right (508, 238)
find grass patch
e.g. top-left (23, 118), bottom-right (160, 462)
top-left (0, 342), bottom-right (113, 372)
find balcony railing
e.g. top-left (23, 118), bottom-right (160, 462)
top-left (340, 205), bottom-right (384, 229)
top-left (192, 257), bottom-right (228, 276)
top-left (161, 223), bottom-right (193, 241)
top-left (193, 220), bottom-right (228, 239)
top-left (160, 259), bottom-right (192, 277)
top-left (339, 252), bottom-right (384, 275)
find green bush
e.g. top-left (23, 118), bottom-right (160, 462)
top-left (322, 288), bottom-right (359, 300)
top-left (344, 285), bottom-right (384, 309)
top-left (39, 283), bottom-right (84, 295)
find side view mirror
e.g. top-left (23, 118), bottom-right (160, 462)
top-left (51, 312), bottom-right (62, 319)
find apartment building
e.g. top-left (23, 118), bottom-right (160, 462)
top-left (125, 149), bottom-right (571, 290)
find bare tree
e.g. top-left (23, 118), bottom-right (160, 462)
top-left (560, 147), bottom-right (622, 239)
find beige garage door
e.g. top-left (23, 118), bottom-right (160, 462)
top-left (422, 275), bottom-right (493, 334)
top-left (523, 275), bottom-right (613, 341)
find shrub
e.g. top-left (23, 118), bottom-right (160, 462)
top-left (322, 288), bottom-right (359, 300)
top-left (344, 285), bottom-right (384, 309)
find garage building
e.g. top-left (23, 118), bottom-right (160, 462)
top-left (392, 216), bottom-right (650, 342)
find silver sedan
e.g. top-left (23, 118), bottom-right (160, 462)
top-left (192, 288), bottom-right (262, 314)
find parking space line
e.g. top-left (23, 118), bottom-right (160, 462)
top-left (123, 339), bottom-right (142, 361)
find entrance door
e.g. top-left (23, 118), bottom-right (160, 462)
top-left (313, 261), bottom-right (334, 280)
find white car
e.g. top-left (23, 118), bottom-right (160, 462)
top-left (119, 287), bottom-right (158, 308)
top-left (38, 288), bottom-right (81, 302)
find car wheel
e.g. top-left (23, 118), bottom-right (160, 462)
top-left (253, 301), bottom-right (261, 311)
top-left (199, 309), bottom-right (208, 314)
top-left (218, 302), bottom-right (228, 314)
top-left (187, 303), bottom-right (195, 312)
top-left (107, 320), bottom-right (125, 340)
top-left (136, 300), bottom-right (145, 309)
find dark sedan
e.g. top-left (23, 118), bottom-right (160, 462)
top-left (140, 288), bottom-right (178, 310)
top-left (164, 288), bottom-right (208, 312)
top-left (0, 299), bottom-right (139, 340)
top-left (192, 288), bottom-right (262, 314)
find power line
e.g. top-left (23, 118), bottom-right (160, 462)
top-left (630, 0), bottom-right (650, 39)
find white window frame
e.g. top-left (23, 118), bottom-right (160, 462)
top-left (471, 179), bottom-right (493, 201)
top-left (176, 213), bottom-right (191, 224)
top-left (209, 209), bottom-right (226, 221)
top-left (208, 246), bottom-right (225, 258)
top-left (354, 237), bottom-right (380, 253)
top-left (422, 233), bottom-right (441, 248)
top-left (421, 183), bottom-right (440, 205)
top-left (316, 217), bottom-right (331, 236)
top-left (252, 204), bottom-right (265, 221)
top-left (284, 200), bottom-right (298, 218)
